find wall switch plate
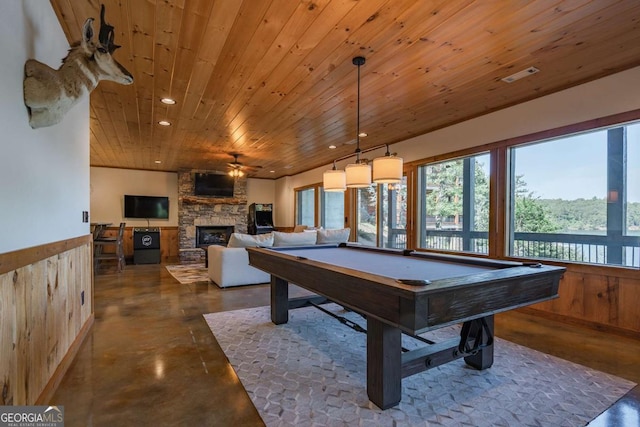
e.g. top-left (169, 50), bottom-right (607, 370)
top-left (82, 211), bottom-right (89, 223)
top-left (81, 291), bottom-right (85, 305)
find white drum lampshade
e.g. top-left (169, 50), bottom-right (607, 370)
top-left (323, 168), bottom-right (346, 192)
top-left (345, 162), bottom-right (372, 187)
top-left (372, 155), bottom-right (403, 183)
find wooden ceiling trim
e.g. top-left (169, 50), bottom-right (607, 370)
top-left (45, 0), bottom-right (640, 177)
top-left (89, 118), bottom-right (113, 166)
top-left (339, 2), bottom-right (635, 148)
top-left (185, 0), bottom-right (245, 126)
top-left (227, 0), bottom-right (407, 157)
top-left (160, 1), bottom-right (222, 169)
top-left (180, 2), bottom-right (237, 120)
top-left (238, 0), bottom-right (475, 153)
top-left (151, 1), bottom-right (185, 106)
top-left (189, 0), bottom-right (275, 131)
top-left (221, 0), bottom-right (338, 139)
top-left (89, 93), bottom-right (125, 168)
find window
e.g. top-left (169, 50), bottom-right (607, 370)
top-left (417, 153), bottom-right (490, 254)
top-left (508, 122), bottom-right (640, 267)
top-left (356, 186), bottom-right (377, 246)
top-left (380, 178), bottom-right (407, 249)
top-left (627, 123), bottom-right (640, 245)
top-left (296, 187), bottom-right (315, 227)
top-left (320, 190), bottom-right (345, 229)
top-left (295, 185), bottom-right (346, 229)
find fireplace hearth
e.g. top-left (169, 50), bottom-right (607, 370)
top-left (196, 226), bottom-right (234, 247)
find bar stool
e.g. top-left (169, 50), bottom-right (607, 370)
top-left (94, 222), bottom-right (126, 273)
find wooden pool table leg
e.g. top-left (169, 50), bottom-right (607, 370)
top-left (271, 276), bottom-right (289, 324)
top-left (367, 317), bottom-right (402, 409)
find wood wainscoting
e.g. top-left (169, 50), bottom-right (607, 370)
top-left (98, 225), bottom-right (179, 262)
top-left (525, 263), bottom-right (640, 339)
top-left (0, 235), bottom-right (93, 405)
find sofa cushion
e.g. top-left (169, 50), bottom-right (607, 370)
top-left (227, 232), bottom-right (274, 248)
top-left (316, 228), bottom-right (350, 244)
top-left (273, 231), bottom-right (317, 246)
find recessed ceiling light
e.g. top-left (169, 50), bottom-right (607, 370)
top-left (158, 120), bottom-right (171, 126)
top-left (501, 66), bottom-right (540, 83)
top-left (329, 145), bottom-right (337, 149)
top-left (358, 132), bottom-right (368, 138)
top-left (161, 98), bottom-right (176, 105)
top-left (154, 160), bottom-right (162, 164)
top-left (269, 170), bottom-right (275, 173)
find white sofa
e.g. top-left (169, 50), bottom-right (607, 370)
top-left (207, 229), bottom-right (350, 288)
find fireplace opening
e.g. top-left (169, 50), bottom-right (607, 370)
top-left (196, 226), bottom-right (234, 247)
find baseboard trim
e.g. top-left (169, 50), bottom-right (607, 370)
top-left (35, 314), bottom-right (95, 405)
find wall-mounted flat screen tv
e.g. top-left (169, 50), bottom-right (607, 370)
top-left (124, 195), bottom-right (169, 219)
top-left (194, 173), bottom-right (235, 197)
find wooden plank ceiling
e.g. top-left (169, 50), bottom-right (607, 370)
top-left (49, 0), bottom-right (640, 179)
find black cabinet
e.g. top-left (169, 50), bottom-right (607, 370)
top-left (133, 228), bottom-right (161, 264)
top-left (248, 203), bottom-right (274, 235)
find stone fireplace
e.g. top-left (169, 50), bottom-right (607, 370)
top-left (178, 170), bottom-right (247, 263)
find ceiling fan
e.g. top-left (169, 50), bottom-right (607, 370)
top-left (226, 153), bottom-right (260, 177)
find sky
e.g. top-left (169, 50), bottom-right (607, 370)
top-left (514, 123), bottom-right (639, 203)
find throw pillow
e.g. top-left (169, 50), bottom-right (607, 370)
top-left (273, 231), bottom-right (317, 247)
top-left (227, 232), bottom-right (274, 248)
top-left (316, 228), bottom-right (350, 244)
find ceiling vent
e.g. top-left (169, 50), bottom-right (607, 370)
top-left (501, 66), bottom-right (540, 83)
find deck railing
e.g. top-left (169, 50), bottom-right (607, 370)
top-left (388, 228), bottom-right (640, 267)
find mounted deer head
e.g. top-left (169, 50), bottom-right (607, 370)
top-left (23, 4), bottom-right (133, 129)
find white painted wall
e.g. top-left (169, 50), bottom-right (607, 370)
top-left (273, 66), bottom-right (640, 227)
top-left (246, 178), bottom-right (277, 222)
top-left (90, 167), bottom-right (179, 227)
top-left (0, 1), bottom-right (90, 254)
top-left (90, 167), bottom-right (276, 227)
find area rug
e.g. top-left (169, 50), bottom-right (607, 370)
top-left (204, 305), bottom-right (635, 427)
top-left (165, 263), bottom-right (209, 284)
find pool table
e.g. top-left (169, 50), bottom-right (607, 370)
top-left (247, 243), bottom-right (565, 409)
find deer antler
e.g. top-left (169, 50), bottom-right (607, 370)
top-left (99, 4), bottom-right (121, 52)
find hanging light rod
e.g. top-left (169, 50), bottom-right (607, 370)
top-left (329, 143), bottom-right (390, 163)
top-left (344, 56), bottom-right (371, 188)
top-left (323, 55), bottom-right (403, 191)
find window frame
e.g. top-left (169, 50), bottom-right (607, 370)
top-left (406, 109), bottom-right (640, 271)
top-left (294, 183), bottom-right (347, 230)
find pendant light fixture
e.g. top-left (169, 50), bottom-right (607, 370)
top-left (372, 144), bottom-right (403, 184)
top-left (322, 56), bottom-right (403, 190)
top-left (345, 56), bottom-right (372, 188)
top-left (323, 161), bottom-right (346, 192)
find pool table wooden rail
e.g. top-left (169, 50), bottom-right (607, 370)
top-left (247, 244), bottom-right (565, 336)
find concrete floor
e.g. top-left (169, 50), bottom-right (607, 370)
top-left (51, 262), bottom-right (639, 426)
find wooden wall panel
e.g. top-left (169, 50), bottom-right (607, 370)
top-left (0, 238), bottom-right (92, 405)
top-left (46, 257), bottom-right (65, 379)
top-left (0, 272), bottom-right (15, 405)
top-left (99, 226), bottom-right (179, 262)
top-left (528, 265), bottom-right (639, 337)
top-left (618, 276), bottom-right (640, 332)
top-left (13, 263), bottom-right (30, 405)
